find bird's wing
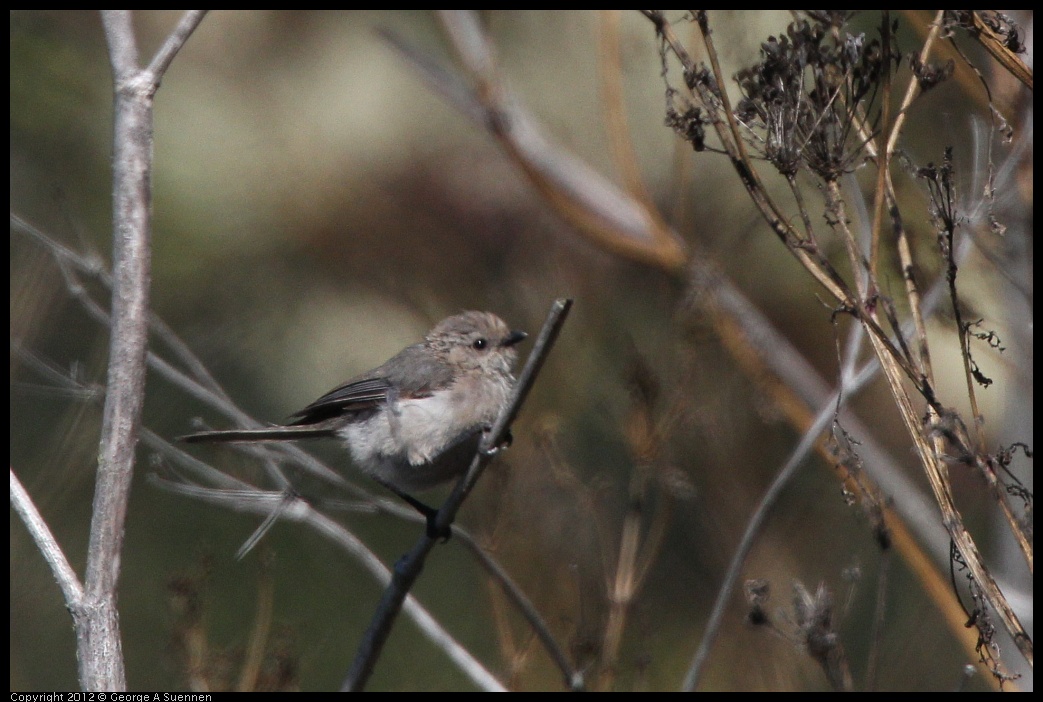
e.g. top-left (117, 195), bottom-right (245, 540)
top-left (286, 342), bottom-right (454, 426)
top-left (286, 376), bottom-right (392, 425)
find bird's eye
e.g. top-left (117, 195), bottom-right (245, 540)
top-left (472, 338), bottom-right (488, 350)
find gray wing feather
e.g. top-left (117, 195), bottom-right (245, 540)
top-left (287, 342), bottom-right (453, 426)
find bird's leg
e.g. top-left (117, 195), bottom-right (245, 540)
top-left (374, 477), bottom-right (450, 541)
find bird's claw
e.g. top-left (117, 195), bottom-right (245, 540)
top-left (480, 426), bottom-right (513, 456)
top-left (425, 513), bottom-right (451, 542)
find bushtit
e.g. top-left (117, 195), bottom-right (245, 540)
top-left (180, 311), bottom-right (527, 528)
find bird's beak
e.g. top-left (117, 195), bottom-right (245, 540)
top-left (503, 330), bottom-right (528, 347)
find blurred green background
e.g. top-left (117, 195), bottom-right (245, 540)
top-left (10, 10), bottom-right (1032, 691)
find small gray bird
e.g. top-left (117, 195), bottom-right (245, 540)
top-left (180, 311), bottom-right (527, 529)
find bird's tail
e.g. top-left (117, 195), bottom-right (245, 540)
top-left (178, 425), bottom-right (337, 444)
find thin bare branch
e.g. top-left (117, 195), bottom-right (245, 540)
top-left (145, 10), bottom-right (209, 82)
top-left (10, 468), bottom-right (85, 607)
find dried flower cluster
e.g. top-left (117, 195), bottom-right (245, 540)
top-left (732, 16), bottom-right (899, 180)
